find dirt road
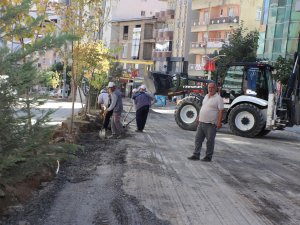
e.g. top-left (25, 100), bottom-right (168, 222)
top-left (3, 104), bottom-right (300, 225)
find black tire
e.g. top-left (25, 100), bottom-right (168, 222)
top-left (174, 96), bottom-right (203, 131)
top-left (257, 129), bottom-right (271, 137)
top-left (228, 103), bottom-right (265, 138)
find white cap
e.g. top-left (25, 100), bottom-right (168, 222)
top-left (107, 82), bottom-right (115, 88)
top-left (140, 84), bottom-right (146, 90)
top-left (132, 88), bottom-right (137, 93)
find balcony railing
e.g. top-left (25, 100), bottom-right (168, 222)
top-left (210, 16), bottom-right (239, 25)
top-left (190, 39), bottom-right (229, 49)
top-left (192, 20), bottom-right (210, 27)
top-left (189, 64), bottom-right (205, 71)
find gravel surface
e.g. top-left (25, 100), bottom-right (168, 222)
top-left (1, 131), bottom-right (170, 225)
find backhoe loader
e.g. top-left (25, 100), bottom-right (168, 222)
top-left (146, 54), bottom-right (300, 138)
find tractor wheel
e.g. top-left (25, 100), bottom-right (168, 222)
top-left (228, 103), bottom-right (265, 138)
top-left (257, 129), bottom-right (271, 137)
top-left (175, 96), bottom-right (203, 131)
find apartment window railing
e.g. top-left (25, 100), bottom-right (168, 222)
top-left (191, 39), bottom-right (228, 49)
top-left (189, 64), bottom-right (205, 71)
top-left (192, 20), bottom-right (210, 26)
top-left (210, 16), bottom-right (239, 25)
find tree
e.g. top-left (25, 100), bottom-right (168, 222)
top-left (217, 23), bottom-right (259, 80)
top-left (273, 55), bottom-right (293, 85)
top-left (73, 41), bottom-right (112, 113)
top-left (0, 0), bottom-right (75, 153)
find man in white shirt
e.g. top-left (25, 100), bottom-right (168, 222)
top-left (98, 88), bottom-right (112, 138)
top-left (98, 88), bottom-right (110, 108)
top-left (188, 82), bottom-right (224, 162)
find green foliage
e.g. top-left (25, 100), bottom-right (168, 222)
top-left (273, 55), bottom-right (293, 85)
top-left (217, 23), bottom-right (259, 80)
top-left (109, 62), bottom-right (123, 84)
top-left (0, 0), bottom-right (74, 154)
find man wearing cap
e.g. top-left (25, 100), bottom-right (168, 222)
top-left (106, 82), bottom-right (124, 138)
top-left (98, 88), bottom-right (112, 138)
top-left (132, 84), bottom-right (155, 132)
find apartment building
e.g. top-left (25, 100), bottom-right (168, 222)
top-left (101, 0), bottom-right (167, 47)
top-left (258, 0), bottom-right (300, 60)
top-left (111, 18), bottom-right (157, 61)
top-left (110, 17), bottom-right (158, 95)
top-left (153, 0), bottom-right (197, 73)
top-left (189, 0), bottom-right (263, 77)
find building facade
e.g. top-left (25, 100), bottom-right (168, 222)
top-left (189, 0), bottom-right (263, 77)
top-left (153, 0), bottom-right (197, 73)
top-left (101, 0), bottom-right (167, 47)
top-left (110, 17), bottom-right (157, 95)
top-left (111, 18), bottom-right (157, 61)
top-left (258, 0), bottom-right (300, 60)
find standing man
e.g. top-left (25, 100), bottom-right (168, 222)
top-left (132, 84), bottom-right (155, 132)
top-left (188, 82), bottom-right (224, 162)
top-left (98, 88), bottom-right (112, 138)
top-left (106, 82), bottom-right (124, 138)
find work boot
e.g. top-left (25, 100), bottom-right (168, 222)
top-left (201, 157), bottom-right (212, 162)
top-left (187, 155), bottom-right (200, 160)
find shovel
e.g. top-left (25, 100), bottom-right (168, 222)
top-left (123, 116), bottom-right (136, 128)
top-left (99, 107), bottom-right (106, 140)
top-left (99, 128), bottom-right (106, 140)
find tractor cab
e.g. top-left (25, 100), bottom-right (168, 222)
top-left (220, 62), bottom-right (274, 104)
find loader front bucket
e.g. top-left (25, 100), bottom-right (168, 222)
top-left (144, 71), bottom-right (181, 96)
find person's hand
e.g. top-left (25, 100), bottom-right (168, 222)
top-left (216, 123), bottom-right (222, 129)
top-left (103, 109), bottom-right (108, 116)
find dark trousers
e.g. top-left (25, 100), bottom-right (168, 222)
top-left (103, 110), bottom-right (113, 130)
top-left (136, 105), bottom-right (150, 131)
top-left (193, 122), bottom-right (217, 159)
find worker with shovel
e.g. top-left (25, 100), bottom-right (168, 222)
top-left (105, 82), bottom-right (124, 139)
top-left (132, 84), bottom-right (155, 132)
top-left (98, 87), bottom-right (112, 139)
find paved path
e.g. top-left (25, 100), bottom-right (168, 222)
top-left (35, 99), bottom-right (83, 125)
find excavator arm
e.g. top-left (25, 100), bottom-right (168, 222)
top-left (283, 52), bottom-right (300, 126)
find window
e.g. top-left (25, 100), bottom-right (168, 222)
top-left (131, 28), bottom-right (141, 59)
top-left (141, 11), bottom-right (145, 16)
top-left (228, 8), bottom-right (234, 17)
top-left (122, 44), bottom-right (128, 58)
top-left (222, 66), bottom-right (244, 96)
top-left (123, 26), bottom-right (128, 40)
top-left (220, 9), bottom-right (223, 17)
top-left (256, 7), bottom-right (262, 21)
top-left (204, 11), bottom-right (209, 24)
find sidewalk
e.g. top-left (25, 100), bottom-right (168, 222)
top-left (123, 97), bottom-right (177, 114)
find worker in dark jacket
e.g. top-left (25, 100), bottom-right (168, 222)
top-left (132, 84), bottom-right (155, 132)
top-left (106, 82), bottom-right (124, 138)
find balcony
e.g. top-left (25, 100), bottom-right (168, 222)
top-left (188, 64), bottom-right (206, 76)
top-left (155, 9), bottom-right (175, 22)
top-left (189, 64), bottom-right (205, 71)
top-left (209, 16), bottom-right (239, 30)
top-left (189, 39), bottom-right (227, 55)
top-left (156, 28), bottom-right (174, 41)
top-left (161, 51), bottom-right (172, 58)
top-left (192, 0), bottom-right (240, 10)
top-left (191, 20), bottom-right (210, 32)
